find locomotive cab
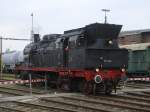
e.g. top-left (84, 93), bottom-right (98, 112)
top-left (85, 23), bottom-right (120, 49)
top-left (63, 23), bottom-right (128, 70)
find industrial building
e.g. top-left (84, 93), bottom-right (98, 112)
top-left (119, 29), bottom-right (150, 45)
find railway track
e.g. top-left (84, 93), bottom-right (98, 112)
top-left (0, 101), bottom-right (79, 112)
top-left (111, 93), bottom-right (150, 103)
top-left (39, 96), bottom-right (149, 112)
top-left (125, 82), bottom-right (150, 89)
top-left (0, 85), bottom-right (46, 97)
top-left (31, 91), bottom-right (150, 112)
top-left (124, 91), bottom-right (150, 98)
top-left (0, 79), bottom-right (150, 112)
top-left (39, 97), bottom-right (111, 112)
top-left (0, 91), bottom-right (150, 112)
top-left (142, 91), bottom-right (150, 95)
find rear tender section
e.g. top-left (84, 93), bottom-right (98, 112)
top-left (85, 48), bottom-right (128, 69)
top-left (68, 48), bottom-right (128, 69)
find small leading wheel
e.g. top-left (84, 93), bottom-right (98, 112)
top-left (56, 76), bottom-right (70, 91)
top-left (105, 85), bottom-right (113, 95)
top-left (105, 88), bottom-right (112, 95)
top-left (60, 82), bottom-right (70, 91)
top-left (83, 81), bottom-right (93, 95)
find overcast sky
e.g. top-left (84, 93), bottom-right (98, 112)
top-left (0, 0), bottom-right (150, 51)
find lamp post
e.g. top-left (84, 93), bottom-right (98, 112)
top-left (101, 9), bottom-right (110, 24)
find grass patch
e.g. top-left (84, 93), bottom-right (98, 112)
top-left (1, 73), bottom-right (16, 80)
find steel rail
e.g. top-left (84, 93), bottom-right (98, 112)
top-left (13, 101), bottom-right (78, 112)
top-left (41, 98), bottom-right (119, 112)
top-left (125, 85), bottom-right (144, 89)
top-left (61, 96), bottom-right (150, 112)
top-left (0, 86), bottom-right (42, 94)
top-left (86, 95), bottom-right (150, 108)
top-left (0, 106), bottom-right (26, 112)
top-left (125, 91), bottom-right (150, 98)
top-left (142, 91), bottom-right (150, 95)
top-left (127, 83), bottom-right (150, 88)
top-left (0, 89), bottom-right (23, 96)
top-left (117, 94), bottom-right (150, 101)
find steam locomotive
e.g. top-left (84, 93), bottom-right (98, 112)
top-left (16, 23), bottom-right (128, 94)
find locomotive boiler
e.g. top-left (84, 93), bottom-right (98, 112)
top-left (16, 23), bottom-right (128, 94)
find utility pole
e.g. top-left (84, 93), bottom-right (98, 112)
top-left (31, 13), bottom-right (34, 42)
top-left (102, 9), bottom-right (110, 24)
top-left (0, 37), bottom-right (2, 79)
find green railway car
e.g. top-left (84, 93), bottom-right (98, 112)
top-left (120, 43), bottom-right (150, 77)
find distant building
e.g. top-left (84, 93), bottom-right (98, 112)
top-left (119, 29), bottom-right (150, 45)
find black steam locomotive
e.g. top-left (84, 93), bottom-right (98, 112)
top-left (17, 23), bottom-right (128, 94)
